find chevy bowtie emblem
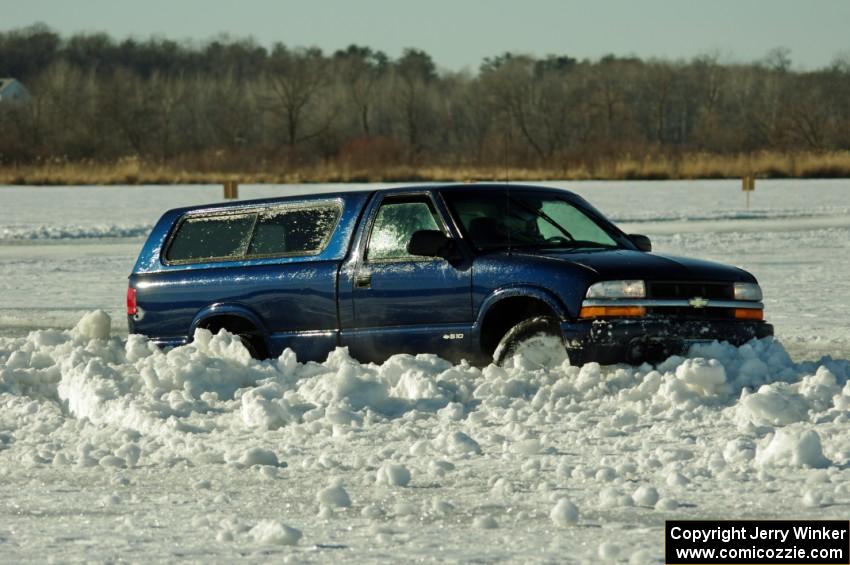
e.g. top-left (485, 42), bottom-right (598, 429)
top-left (689, 297), bottom-right (710, 308)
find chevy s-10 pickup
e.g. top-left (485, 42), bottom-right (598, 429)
top-left (128, 184), bottom-right (772, 366)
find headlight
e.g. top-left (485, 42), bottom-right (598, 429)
top-left (734, 282), bottom-right (763, 301)
top-left (585, 280), bottom-right (646, 299)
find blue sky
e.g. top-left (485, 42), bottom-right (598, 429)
top-left (3, 0), bottom-right (849, 71)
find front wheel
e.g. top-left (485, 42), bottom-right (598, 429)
top-left (493, 316), bottom-right (570, 369)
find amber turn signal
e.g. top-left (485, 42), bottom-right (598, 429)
top-left (579, 306), bottom-right (647, 319)
top-left (734, 308), bottom-right (763, 320)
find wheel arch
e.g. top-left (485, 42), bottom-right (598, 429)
top-left (475, 287), bottom-right (569, 357)
top-left (190, 303), bottom-right (270, 356)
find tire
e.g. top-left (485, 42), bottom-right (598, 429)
top-left (493, 316), bottom-right (569, 369)
top-left (237, 333), bottom-right (267, 360)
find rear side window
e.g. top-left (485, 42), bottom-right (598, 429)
top-left (165, 202), bottom-right (341, 263)
top-left (248, 206), bottom-right (340, 256)
top-left (165, 214), bottom-right (255, 262)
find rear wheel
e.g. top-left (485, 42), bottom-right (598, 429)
top-left (493, 316), bottom-right (569, 369)
top-left (197, 317), bottom-right (268, 360)
top-left (237, 333), bottom-right (266, 359)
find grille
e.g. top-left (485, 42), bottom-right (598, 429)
top-left (646, 281), bottom-right (733, 300)
top-left (647, 307), bottom-right (735, 320)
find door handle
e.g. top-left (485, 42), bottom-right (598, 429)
top-left (355, 273), bottom-right (372, 288)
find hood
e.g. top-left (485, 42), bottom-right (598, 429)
top-left (515, 249), bottom-right (756, 283)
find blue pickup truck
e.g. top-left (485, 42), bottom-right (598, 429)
top-left (127, 184), bottom-right (772, 366)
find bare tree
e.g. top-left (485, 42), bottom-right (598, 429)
top-left (333, 45), bottom-right (388, 136)
top-left (392, 49), bottom-right (438, 164)
top-left (263, 45), bottom-right (333, 155)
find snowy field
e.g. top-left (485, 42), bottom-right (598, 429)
top-left (1, 180), bottom-right (849, 562)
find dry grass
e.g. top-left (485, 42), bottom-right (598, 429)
top-left (2, 151), bottom-right (849, 186)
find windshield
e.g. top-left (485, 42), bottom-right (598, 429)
top-left (443, 190), bottom-right (621, 252)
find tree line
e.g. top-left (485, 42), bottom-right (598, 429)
top-left (2, 24), bottom-right (849, 176)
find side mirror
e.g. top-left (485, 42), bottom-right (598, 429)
top-left (407, 230), bottom-right (453, 258)
top-left (629, 234), bottom-right (652, 252)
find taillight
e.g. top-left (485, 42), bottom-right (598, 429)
top-left (127, 287), bottom-right (137, 316)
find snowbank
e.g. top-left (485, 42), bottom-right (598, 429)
top-left (0, 223), bottom-right (153, 241)
top-left (2, 311), bottom-right (850, 561)
top-left (2, 312), bottom-right (848, 472)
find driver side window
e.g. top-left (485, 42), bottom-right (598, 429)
top-left (367, 198), bottom-right (441, 261)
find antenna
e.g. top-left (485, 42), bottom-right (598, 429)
top-left (503, 127), bottom-right (512, 254)
top-left (503, 127), bottom-right (509, 184)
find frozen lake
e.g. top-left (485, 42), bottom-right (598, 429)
top-left (1, 179), bottom-right (850, 562)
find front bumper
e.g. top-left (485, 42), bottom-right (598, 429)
top-left (561, 318), bottom-right (774, 365)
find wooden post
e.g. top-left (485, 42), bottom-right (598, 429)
top-left (223, 181), bottom-right (239, 199)
top-left (742, 174), bottom-right (755, 209)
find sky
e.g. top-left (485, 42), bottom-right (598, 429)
top-left (3, 0), bottom-right (849, 72)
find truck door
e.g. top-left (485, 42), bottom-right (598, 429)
top-left (344, 192), bottom-right (473, 363)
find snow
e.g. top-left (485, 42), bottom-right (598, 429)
top-left (240, 447), bottom-right (281, 468)
top-left (317, 483), bottom-right (352, 509)
top-left (375, 462), bottom-right (411, 487)
top-left (2, 315), bottom-right (849, 560)
top-left (473, 515), bottom-right (499, 529)
top-left (632, 485), bottom-right (660, 507)
top-left (1, 179), bottom-right (849, 561)
top-left (755, 428), bottom-right (831, 469)
top-left (249, 520), bottom-right (302, 546)
top-left (550, 498), bottom-right (579, 526)
top-left (599, 542), bottom-right (622, 560)
top-left (1, 223), bottom-right (152, 241)
top-left (72, 309), bottom-right (112, 340)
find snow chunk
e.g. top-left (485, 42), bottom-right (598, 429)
top-left (249, 520), bottom-right (302, 545)
top-left (436, 431), bottom-right (482, 456)
top-left (190, 328), bottom-right (251, 365)
top-left (655, 498), bottom-right (679, 511)
top-left (327, 360), bottom-right (390, 411)
top-left (240, 384), bottom-right (300, 430)
top-left (72, 310), bottom-right (111, 341)
top-left (317, 484), bottom-right (352, 508)
top-left (739, 384), bottom-right (808, 426)
top-left (595, 466), bottom-right (616, 481)
top-left (599, 543), bottom-right (621, 560)
top-left (802, 489), bottom-right (832, 508)
top-left (473, 515), bottom-right (498, 529)
top-left (674, 358), bottom-right (726, 396)
top-left (361, 504), bottom-right (384, 519)
top-left (431, 499), bottom-right (455, 516)
top-left (599, 487), bottom-right (634, 508)
top-left (755, 428), bottom-right (831, 469)
top-left (438, 402), bottom-right (465, 421)
top-left (632, 485), bottom-right (659, 507)
top-left (429, 460), bottom-right (455, 476)
top-left (240, 447), bottom-right (279, 467)
top-left (98, 455), bottom-right (126, 469)
top-left (376, 462), bottom-right (411, 487)
top-left (550, 499), bottom-right (579, 527)
top-left (666, 472), bottom-right (690, 488)
top-left (723, 438), bottom-right (756, 465)
top-left (514, 438), bottom-right (543, 456)
top-left (125, 334), bottom-right (158, 362)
